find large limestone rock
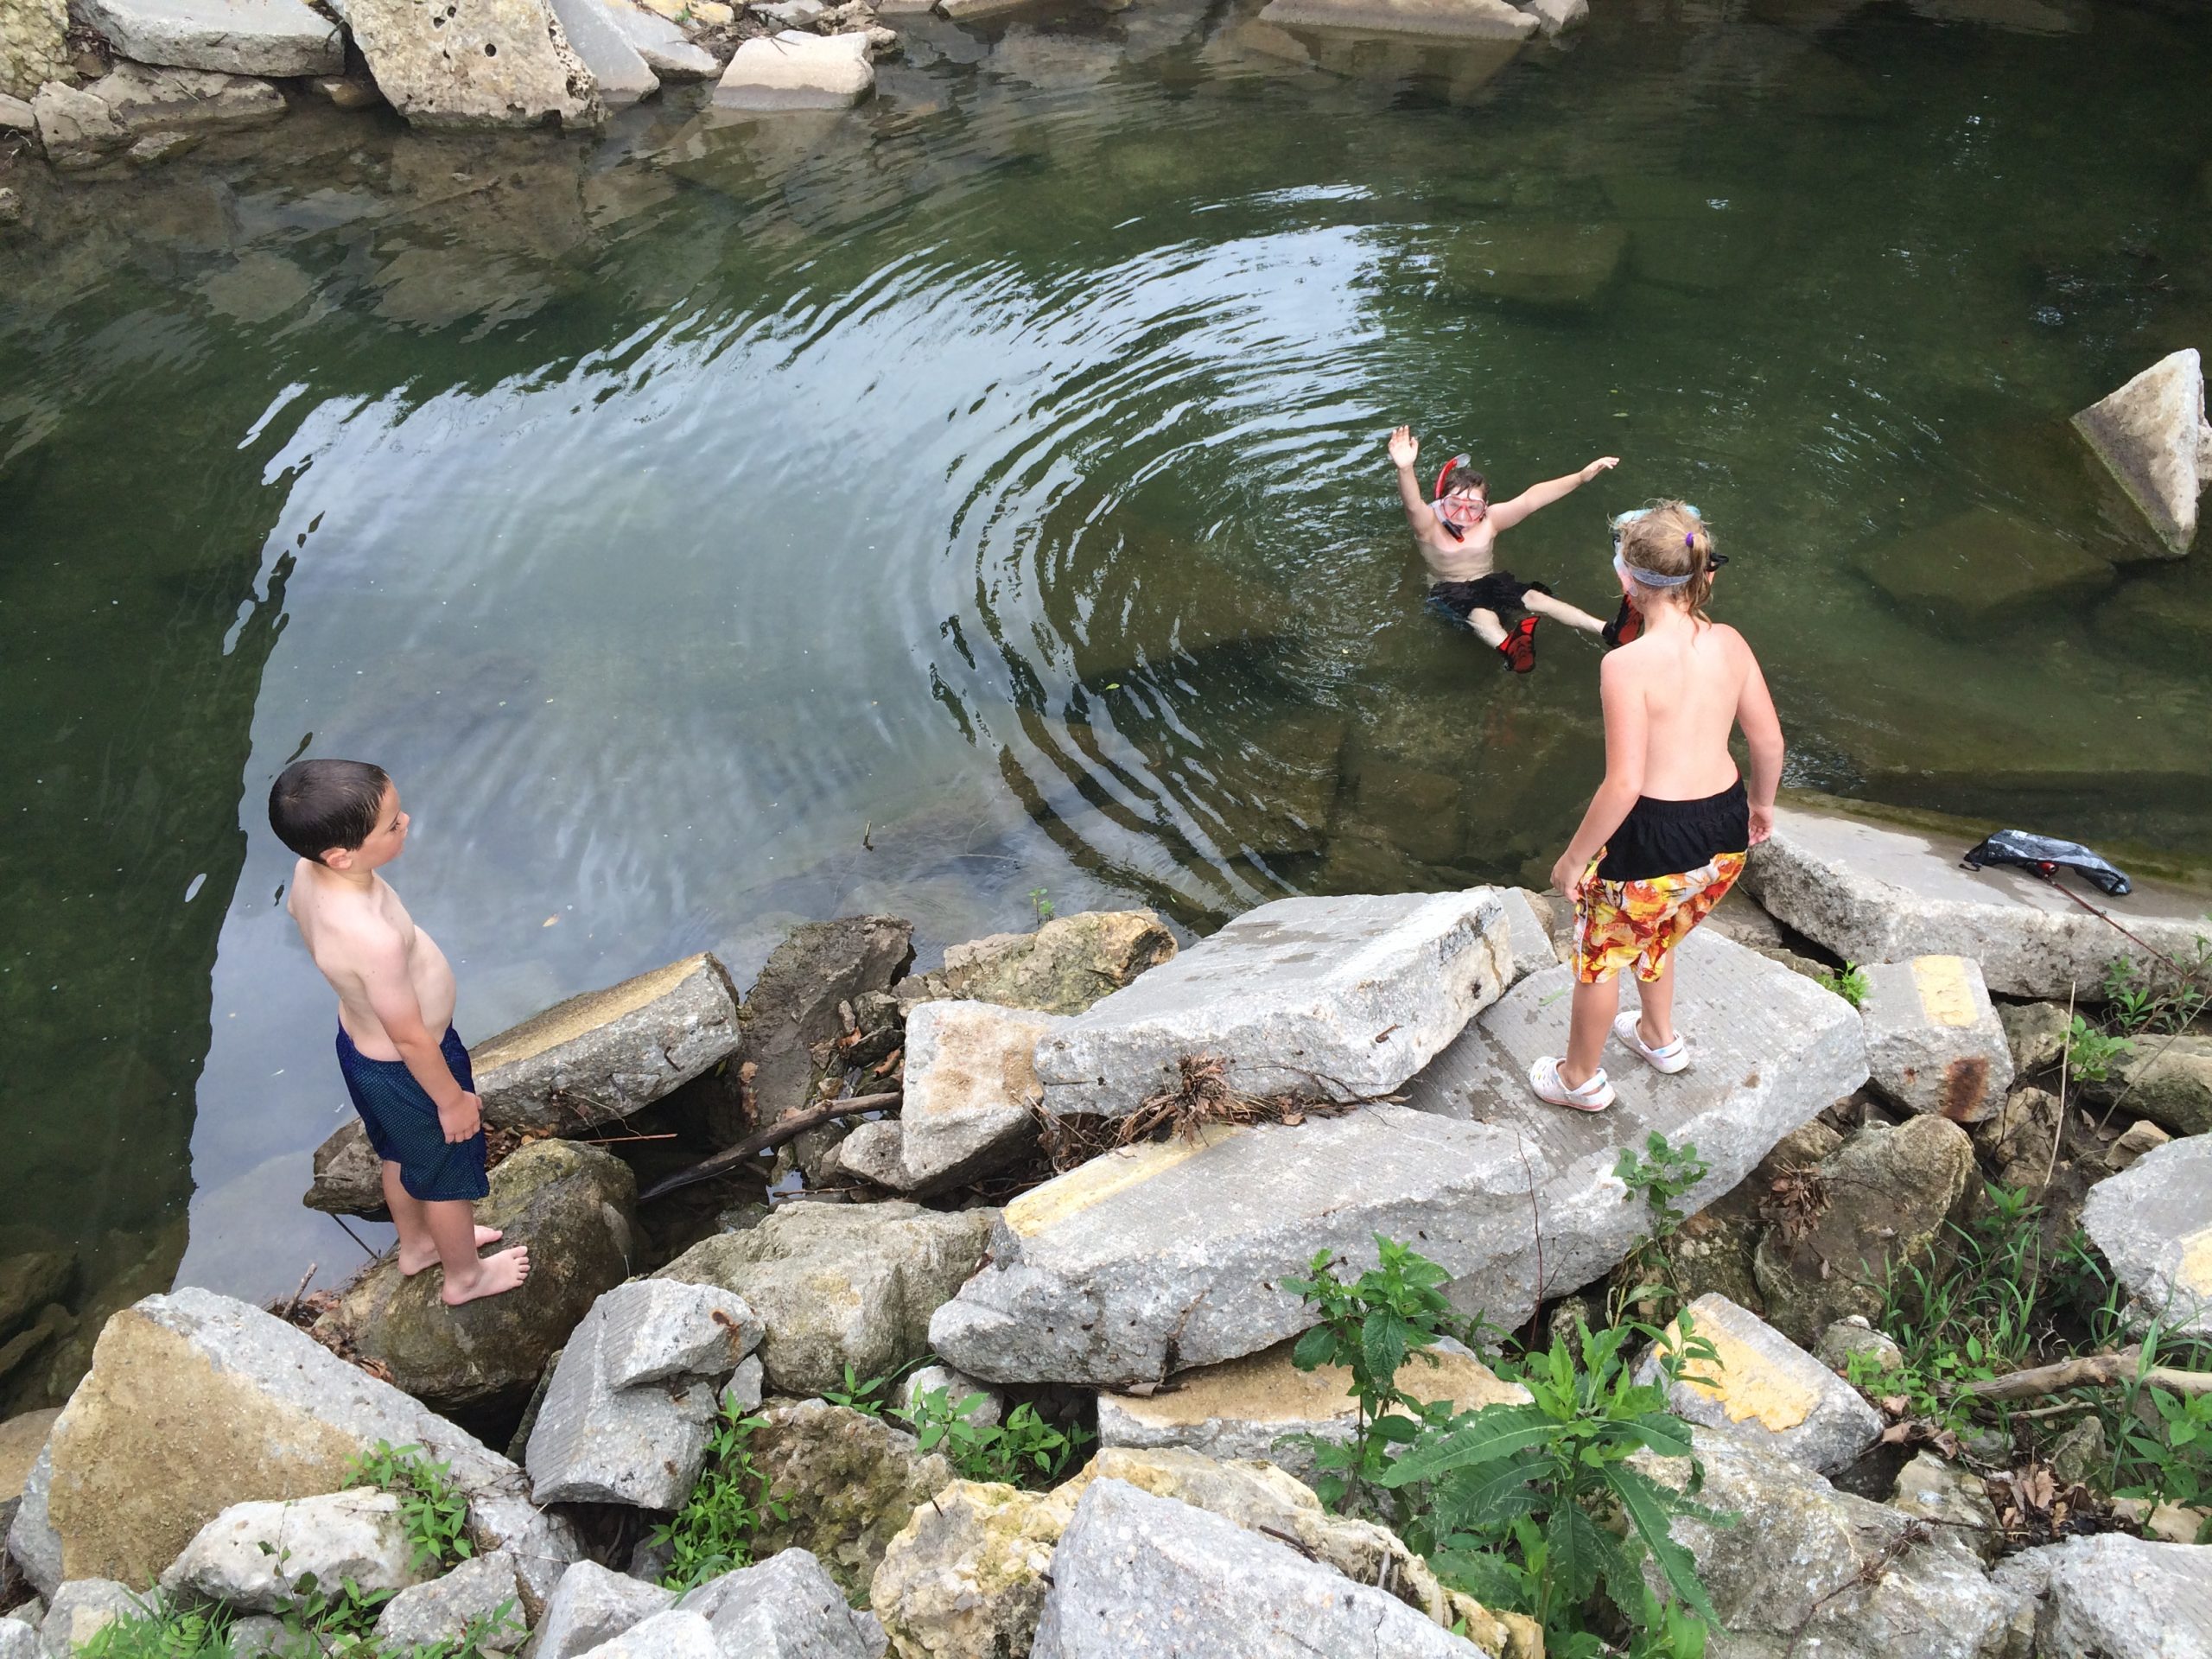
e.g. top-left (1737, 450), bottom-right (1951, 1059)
top-left (712, 31), bottom-right (873, 113)
top-left (1096, 1335), bottom-right (1524, 1484)
top-left (316, 1140), bottom-right (637, 1412)
top-left (655, 1201), bottom-right (991, 1395)
top-left (2081, 1134), bottom-right (2212, 1341)
top-left (2072, 348), bottom-right (2210, 556)
top-left (1859, 956), bottom-right (2012, 1122)
top-left (303, 1121), bottom-right (387, 1217)
top-left (576, 1609), bottom-right (715, 1659)
top-left (7, 1289), bottom-right (574, 1605)
top-left (1740, 798), bottom-right (2212, 998)
top-left (2085, 1033), bottom-right (2212, 1138)
top-left (1637, 1295), bottom-right (1880, 1476)
top-left (525, 1281), bottom-right (762, 1509)
top-left (1257, 0), bottom-right (1535, 39)
top-left (374, 1551), bottom-right (525, 1653)
top-left (524, 1561), bottom-right (671, 1659)
top-left (746, 1402), bottom-right (952, 1602)
top-left (474, 955), bottom-right (741, 1135)
top-left (161, 1491), bottom-right (428, 1613)
top-left (1033, 889), bottom-right (1512, 1116)
top-left (543, 0), bottom-right (657, 109)
top-left (936, 929), bottom-right (1866, 1386)
top-left (742, 918), bottom-right (913, 1125)
top-left (672, 1550), bottom-right (883, 1659)
top-left (896, 912), bottom-right (1178, 1018)
top-left (70, 0), bottom-right (342, 76)
top-left (1030, 1478), bottom-right (1491, 1657)
top-left (1973, 1086), bottom-right (2064, 1197)
top-left (1753, 1116), bottom-right (1976, 1345)
top-left (346, 0), bottom-right (602, 130)
top-left (33, 61), bottom-right (285, 168)
top-left (848, 1001), bottom-right (1064, 1193)
top-left (1993, 1533), bottom-right (2212, 1659)
top-left (1637, 1428), bottom-right (2029, 1659)
top-left (1, 0), bottom-right (68, 101)
top-left (1437, 223), bottom-right (1630, 309)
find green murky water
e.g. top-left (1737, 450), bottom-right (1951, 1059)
top-left (3, 0), bottom-right (2210, 1408)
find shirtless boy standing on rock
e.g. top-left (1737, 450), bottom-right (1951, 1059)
top-left (1389, 425), bottom-right (1618, 672)
top-left (273, 759), bottom-right (530, 1306)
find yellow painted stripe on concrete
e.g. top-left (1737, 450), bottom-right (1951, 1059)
top-left (1004, 1125), bottom-right (1241, 1237)
top-left (2177, 1228), bottom-right (2212, 1297)
top-left (1676, 1325), bottom-right (1819, 1432)
top-left (1911, 955), bottom-right (1978, 1028)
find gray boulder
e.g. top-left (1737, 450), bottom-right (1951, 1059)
top-left (1891, 1452), bottom-right (1999, 1565)
top-left (1030, 1478), bottom-right (1489, 1657)
top-left (2072, 348), bottom-right (2210, 556)
top-left (742, 918), bottom-right (913, 1126)
top-left (524, 1561), bottom-right (672, 1659)
top-left (345, 0), bottom-right (601, 130)
top-left (744, 1402), bottom-right (952, 1603)
top-left (1859, 956), bottom-right (2012, 1122)
top-left (935, 928), bottom-right (1865, 1386)
top-left (1033, 888), bottom-right (1511, 1116)
top-left (675, 1548), bottom-right (883, 1657)
top-left (33, 62), bottom-right (285, 168)
top-left (858, 1001), bottom-right (1062, 1192)
top-left (373, 1550), bottom-right (524, 1652)
top-left (1997, 1001), bottom-right (2069, 1076)
top-left (527, 1281), bottom-right (761, 1509)
top-left (38, 1581), bottom-right (141, 1659)
top-left (2082, 1134), bottom-right (2212, 1341)
top-left (1, 1623), bottom-right (35, 1659)
top-left (162, 1491), bottom-right (427, 1612)
top-left (1637, 1295), bottom-right (1880, 1476)
top-left (1496, 886), bottom-right (1564, 985)
top-left (575, 1610), bottom-right (716, 1659)
top-left (655, 1201), bottom-right (990, 1395)
top-left (474, 955), bottom-right (741, 1135)
top-left (1741, 798), bottom-right (2212, 999)
top-left (71, 0), bottom-right (341, 76)
top-left (1993, 1532), bottom-right (2212, 1659)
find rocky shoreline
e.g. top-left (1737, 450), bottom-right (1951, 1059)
top-left (2, 791), bottom-right (2209, 1656)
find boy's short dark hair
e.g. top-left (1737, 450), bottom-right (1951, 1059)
top-left (270, 760), bottom-right (391, 861)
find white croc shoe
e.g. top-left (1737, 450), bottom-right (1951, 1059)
top-left (1613, 1012), bottom-right (1690, 1075)
top-left (1529, 1055), bottom-right (1616, 1112)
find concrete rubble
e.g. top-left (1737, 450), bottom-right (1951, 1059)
top-left (1858, 956), bottom-right (2012, 1122)
top-left (161, 1491), bottom-right (428, 1611)
top-left (1638, 1294), bottom-right (1881, 1476)
top-left (374, 1550), bottom-right (526, 1652)
top-left (524, 1561), bottom-right (673, 1659)
top-left (597, 0), bottom-right (718, 79)
top-left (935, 928), bottom-right (1865, 1385)
top-left (545, 0), bottom-right (659, 110)
top-left (714, 31), bottom-right (875, 111)
top-left (71, 0), bottom-right (342, 77)
top-left (1993, 1533), bottom-right (2212, 1659)
top-left (841, 1000), bottom-right (1065, 1193)
top-left (671, 1549), bottom-right (884, 1659)
top-left (1741, 798), bottom-right (2212, 999)
top-left (1033, 889), bottom-right (1511, 1116)
top-left (526, 1280), bottom-right (762, 1508)
top-left (2081, 1133), bottom-right (2212, 1342)
top-left (2071, 347), bottom-right (2211, 557)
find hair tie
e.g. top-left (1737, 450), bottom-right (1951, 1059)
top-left (1686, 531), bottom-right (1696, 550)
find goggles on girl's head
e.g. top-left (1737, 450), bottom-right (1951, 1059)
top-left (1611, 504), bottom-right (1726, 586)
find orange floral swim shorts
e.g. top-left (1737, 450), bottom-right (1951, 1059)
top-left (1572, 851), bottom-right (1747, 984)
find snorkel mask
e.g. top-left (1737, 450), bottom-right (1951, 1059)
top-left (1610, 504), bottom-right (1726, 588)
top-left (1433, 454), bottom-right (1486, 534)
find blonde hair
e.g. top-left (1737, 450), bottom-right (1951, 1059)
top-left (1618, 500), bottom-right (1717, 625)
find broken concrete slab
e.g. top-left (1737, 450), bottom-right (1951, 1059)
top-left (574, 1609), bottom-right (716, 1659)
top-left (849, 1001), bottom-right (1062, 1193)
top-left (594, 1280), bottom-right (763, 1390)
top-left (596, 0), bottom-right (716, 79)
top-left (161, 1491), bottom-right (429, 1612)
top-left (898, 912), bottom-right (1179, 1018)
top-left (545, 0), bottom-right (658, 108)
top-left (1257, 0), bottom-right (1535, 39)
top-left (524, 1561), bottom-right (671, 1659)
top-left (2072, 348), bottom-right (2209, 557)
top-left (2082, 1133), bottom-right (2212, 1342)
top-left (1859, 956), bottom-right (2012, 1122)
top-left (1096, 1335), bottom-right (1524, 1484)
top-left (713, 30), bottom-right (874, 111)
top-left (473, 954), bottom-right (741, 1135)
top-left (373, 1551), bottom-right (524, 1652)
top-left (71, 0), bottom-right (341, 76)
top-left (1638, 1294), bottom-right (1880, 1476)
top-left (935, 931), bottom-right (1865, 1385)
top-left (1739, 797), bottom-right (2212, 999)
top-left (1031, 1478), bottom-right (1491, 1657)
top-left (1, 0), bottom-right (70, 104)
top-left (1993, 1532), bottom-right (2212, 1659)
top-left (1033, 889), bottom-right (1511, 1116)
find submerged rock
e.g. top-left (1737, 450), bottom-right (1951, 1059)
top-left (655, 1200), bottom-right (991, 1394)
top-left (1436, 222), bottom-right (1629, 308)
top-left (2071, 347), bottom-right (2210, 557)
top-left (2081, 1133), bottom-right (2212, 1342)
top-left (1640, 1295), bottom-right (1880, 1476)
top-left (1853, 507), bottom-right (2113, 628)
top-left (1257, 0), bottom-right (1536, 40)
top-left (162, 1491), bottom-right (428, 1613)
top-left (33, 61), bottom-right (285, 168)
top-left (345, 0), bottom-right (602, 130)
top-left (1859, 956), bottom-right (2012, 1122)
top-left (71, 0), bottom-right (342, 77)
top-left (897, 911), bottom-right (1179, 1018)
top-left (318, 1140), bottom-right (637, 1412)
top-left (713, 31), bottom-right (874, 112)
top-left (747, 1401), bottom-right (953, 1602)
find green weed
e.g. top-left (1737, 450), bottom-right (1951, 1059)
top-left (894, 1389), bottom-right (1089, 1488)
top-left (1027, 887), bottom-right (1056, 926)
top-left (345, 1443), bottom-right (473, 1573)
top-left (1611, 1134), bottom-right (1710, 1325)
top-left (77, 1599), bottom-right (235, 1659)
top-left (651, 1407), bottom-right (785, 1592)
top-left (822, 1363), bottom-right (893, 1417)
top-left (2063, 1016), bottom-right (2130, 1085)
top-left (1812, 963), bottom-right (1870, 1008)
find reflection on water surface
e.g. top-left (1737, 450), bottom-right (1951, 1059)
top-left (3, 0), bottom-right (2210, 1407)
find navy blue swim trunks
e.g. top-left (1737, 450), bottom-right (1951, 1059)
top-left (335, 1024), bottom-right (490, 1203)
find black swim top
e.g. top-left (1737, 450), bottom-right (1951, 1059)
top-left (1596, 779), bottom-right (1750, 883)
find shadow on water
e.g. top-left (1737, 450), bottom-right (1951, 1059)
top-left (3, 0), bottom-right (2212, 1403)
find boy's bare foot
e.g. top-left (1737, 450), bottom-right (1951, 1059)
top-left (441, 1246), bottom-right (531, 1306)
top-left (397, 1226), bottom-right (504, 1276)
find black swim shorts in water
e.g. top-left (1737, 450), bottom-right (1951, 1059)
top-left (1427, 571), bottom-right (1554, 623)
top-left (335, 1023), bottom-right (489, 1203)
top-left (1595, 778), bottom-right (1751, 883)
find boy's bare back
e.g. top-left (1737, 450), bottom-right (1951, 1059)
top-left (288, 861), bottom-right (457, 1064)
top-left (1600, 619), bottom-right (1776, 804)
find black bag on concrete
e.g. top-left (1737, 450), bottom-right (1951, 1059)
top-left (1961, 830), bottom-right (2132, 898)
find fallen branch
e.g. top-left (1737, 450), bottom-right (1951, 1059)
top-left (638, 1092), bottom-right (900, 1201)
top-left (1955, 1347), bottom-right (2212, 1402)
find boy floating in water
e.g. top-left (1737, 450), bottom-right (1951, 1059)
top-left (272, 760), bottom-right (530, 1305)
top-left (1387, 425), bottom-right (1618, 672)
top-left (1529, 502), bottom-right (1785, 1111)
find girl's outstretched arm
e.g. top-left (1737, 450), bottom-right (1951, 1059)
top-left (1736, 644), bottom-right (1785, 845)
top-left (1487, 455), bottom-right (1619, 531)
top-left (1549, 652), bottom-right (1647, 899)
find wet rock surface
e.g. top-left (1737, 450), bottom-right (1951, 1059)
top-left (34, 63), bottom-right (287, 169)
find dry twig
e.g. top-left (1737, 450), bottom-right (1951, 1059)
top-left (1956, 1347), bottom-right (2212, 1402)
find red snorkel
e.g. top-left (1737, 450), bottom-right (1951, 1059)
top-left (1433, 454), bottom-right (1471, 503)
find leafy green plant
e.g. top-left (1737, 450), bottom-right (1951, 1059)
top-left (823, 1363), bottom-right (892, 1417)
top-left (346, 1443), bottom-right (473, 1573)
top-left (1027, 887), bottom-right (1056, 926)
top-left (2100, 946), bottom-right (2211, 1036)
top-left (2115, 1383), bottom-right (2212, 1536)
top-left (1611, 1134), bottom-right (1710, 1325)
top-left (276, 1569), bottom-right (395, 1649)
top-left (2063, 1015), bottom-right (2131, 1084)
top-left (1384, 1314), bottom-right (1727, 1659)
top-left (1865, 1185), bottom-right (2047, 1432)
top-left (1281, 1235), bottom-right (1481, 1514)
top-left (652, 1408), bottom-right (785, 1591)
top-left (894, 1389), bottom-right (1089, 1488)
top-left (78, 1596), bottom-right (235, 1659)
top-left (1811, 962), bottom-right (1870, 1007)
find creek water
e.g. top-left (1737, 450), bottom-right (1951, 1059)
top-left (3, 0), bottom-right (2210, 1409)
